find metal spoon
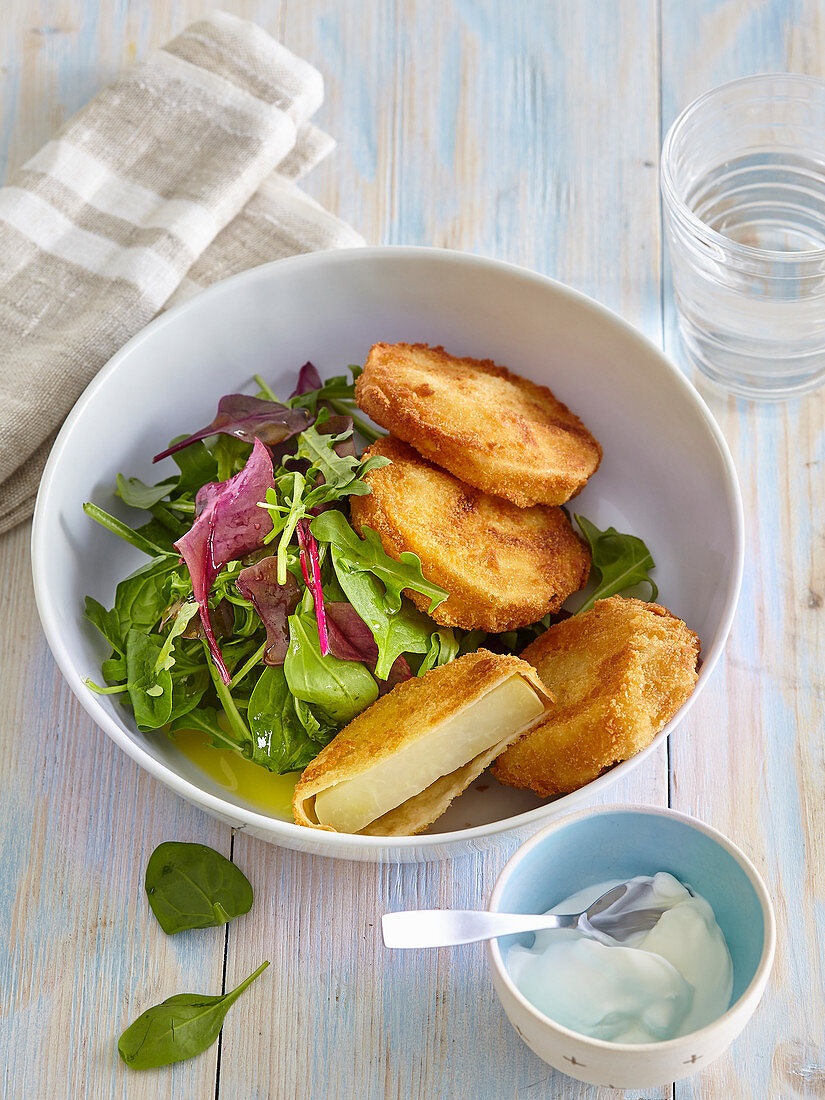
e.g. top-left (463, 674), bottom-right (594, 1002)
top-left (382, 876), bottom-right (674, 948)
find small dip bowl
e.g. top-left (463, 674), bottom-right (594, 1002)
top-left (486, 805), bottom-right (775, 1089)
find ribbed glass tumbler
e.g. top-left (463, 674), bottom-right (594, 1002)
top-left (661, 74), bottom-right (825, 400)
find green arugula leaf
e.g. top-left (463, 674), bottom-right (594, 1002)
top-left (293, 697), bottom-right (335, 745)
top-left (284, 610), bottom-right (378, 725)
top-left (310, 511), bottom-right (447, 613)
top-left (144, 841), bottom-right (253, 935)
top-left (125, 630), bottom-right (173, 730)
top-left (117, 960), bottom-right (269, 1070)
top-left (417, 627), bottom-right (460, 676)
top-left (247, 666), bottom-right (332, 773)
top-left (155, 601), bottom-right (200, 673)
top-left (574, 514), bottom-right (658, 613)
top-left (116, 474), bottom-right (178, 510)
top-left (331, 552), bottom-right (434, 679)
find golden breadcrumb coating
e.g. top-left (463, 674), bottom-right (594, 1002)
top-left (355, 342), bottom-right (602, 507)
top-left (292, 649), bottom-right (553, 835)
top-left (349, 436), bottom-right (590, 632)
top-left (493, 596), bottom-right (700, 797)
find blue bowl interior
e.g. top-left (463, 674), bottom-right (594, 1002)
top-left (493, 811), bottom-right (765, 1008)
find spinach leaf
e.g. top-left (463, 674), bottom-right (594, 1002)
top-left (247, 666), bottom-right (332, 773)
top-left (134, 516), bottom-right (180, 554)
top-left (171, 438), bottom-right (218, 493)
top-left (102, 655), bottom-right (127, 683)
top-left (310, 511), bottom-right (447, 613)
top-left (125, 630), bottom-right (173, 730)
top-left (116, 474), bottom-right (178, 510)
top-left (84, 596), bottom-right (124, 655)
top-left (144, 841), bottom-right (253, 935)
top-left (574, 514), bottom-right (658, 613)
top-left (117, 960), bottom-right (269, 1070)
top-left (168, 669), bottom-right (209, 724)
top-left (114, 558), bottom-right (179, 637)
top-left (284, 610), bottom-right (378, 725)
top-left (169, 705), bottom-right (244, 752)
top-left (331, 552), bottom-right (434, 679)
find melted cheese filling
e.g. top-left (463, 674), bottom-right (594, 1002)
top-left (313, 675), bottom-right (545, 833)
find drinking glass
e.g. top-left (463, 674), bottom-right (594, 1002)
top-left (661, 74), bottom-right (825, 400)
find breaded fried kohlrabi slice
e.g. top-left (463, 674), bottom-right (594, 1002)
top-left (355, 342), bottom-right (602, 506)
top-left (292, 650), bottom-right (553, 836)
top-left (493, 597), bottom-right (700, 798)
top-left (349, 436), bottom-right (590, 632)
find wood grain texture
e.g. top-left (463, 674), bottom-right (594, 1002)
top-left (1, 0), bottom-right (820, 1097)
top-left (660, 4), bottom-right (825, 1099)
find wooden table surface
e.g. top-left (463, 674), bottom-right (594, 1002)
top-left (2, 2), bottom-right (824, 1097)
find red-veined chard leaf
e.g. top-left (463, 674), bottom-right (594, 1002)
top-left (236, 557), bottom-right (300, 666)
top-left (152, 395), bottom-right (309, 462)
top-left (175, 439), bottom-right (275, 683)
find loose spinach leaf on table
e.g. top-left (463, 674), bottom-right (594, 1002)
top-left (144, 841), bottom-right (253, 935)
top-left (284, 610), bottom-right (378, 725)
top-left (117, 960), bottom-right (269, 1070)
top-left (574, 514), bottom-right (658, 613)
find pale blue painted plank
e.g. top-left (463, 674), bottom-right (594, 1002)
top-left (661, 1), bottom-right (825, 1096)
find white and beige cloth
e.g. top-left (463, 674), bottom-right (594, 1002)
top-left (0, 11), bottom-right (364, 532)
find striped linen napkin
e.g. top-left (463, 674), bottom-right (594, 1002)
top-left (0, 11), bottom-right (363, 533)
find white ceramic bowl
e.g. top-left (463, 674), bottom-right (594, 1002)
top-left (31, 247), bottom-right (743, 862)
top-left (486, 805), bottom-right (775, 1089)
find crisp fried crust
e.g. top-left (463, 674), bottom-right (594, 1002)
top-left (349, 436), bottom-right (590, 632)
top-left (355, 343), bottom-right (602, 507)
top-left (292, 650), bottom-right (553, 835)
top-left (493, 596), bottom-right (700, 797)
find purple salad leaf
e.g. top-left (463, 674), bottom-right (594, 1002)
top-left (316, 414), bottom-right (357, 459)
top-left (378, 655), bottom-right (413, 695)
top-left (289, 361), bottom-right (323, 399)
top-left (153, 395), bottom-right (310, 462)
top-left (325, 602), bottom-right (379, 664)
top-left (175, 439), bottom-right (276, 682)
top-left (324, 603), bottom-right (412, 690)
top-left (236, 558), bottom-right (300, 666)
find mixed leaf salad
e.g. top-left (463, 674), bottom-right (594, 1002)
top-left (84, 363), bottom-right (657, 779)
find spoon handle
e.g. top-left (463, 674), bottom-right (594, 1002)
top-left (381, 909), bottom-right (578, 948)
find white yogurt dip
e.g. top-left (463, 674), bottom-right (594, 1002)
top-left (506, 872), bottom-right (733, 1044)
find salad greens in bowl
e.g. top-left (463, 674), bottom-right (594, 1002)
top-left (31, 247), bottom-right (743, 862)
